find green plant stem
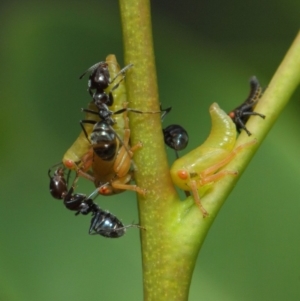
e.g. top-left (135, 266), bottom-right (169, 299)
top-left (119, 1), bottom-right (300, 299)
top-left (119, 1), bottom-right (195, 300)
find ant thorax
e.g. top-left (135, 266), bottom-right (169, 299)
top-left (93, 90), bottom-right (113, 107)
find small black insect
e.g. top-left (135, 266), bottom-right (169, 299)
top-left (228, 76), bottom-right (265, 136)
top-left (160, 108), bottom-right (190, 197)
top-left (163, 124), bottom-right (189, 158)
top-left (161, 106), bottom-right (189, 158)
top-left (48, 165), bottom-right (140, 238)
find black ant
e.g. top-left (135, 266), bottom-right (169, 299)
top-left (228, 76), bottom-right (265, 136)
top-left (80, 60), bottom-right (167, 159)
top-left (161, 107), bottom-right (189, 158)
top-left (48, 166), bottom-right (141, 238)
top-left (160, 108), bottom-right (190, 197)
top-left (163, 124), bottom-right (190, 198)
top-left (163, 124), bottom-right (189, 159)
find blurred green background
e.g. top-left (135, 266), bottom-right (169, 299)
top-left (0, 0), bottom-right (300, 300)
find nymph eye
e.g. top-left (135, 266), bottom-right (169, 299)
top-left (177, 170), bottom-right (189, 180)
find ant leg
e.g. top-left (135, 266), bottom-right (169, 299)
top-left (113, 223), bottom-right (145, 232)
top-left (234, 117), bottom-right (252, 136)
top-left (79, 62), bottom-right (104, 79)
top-left (63, 174), bottom-right (80, 202)
top-left (241, 111), bottom-right (266, 119)
top-left (48, 162), bottom-right (64, 178)
top-left (89, 211), bottom-right (101, 234)
top-left (112, 106), bottom-right (172, 116)
top-left (80, 119), bottom-right (97, 142)
top-left (109, 64), bottom-right (134, 92)
top-left (160, 106), bottom-right (172, 121)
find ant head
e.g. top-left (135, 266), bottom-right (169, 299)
top-left (49, 167), bottom-right (68, 200)
top-left (80, 62), bottom-right (111, 91)
top-left (89, 62), bottom-right (110, 90)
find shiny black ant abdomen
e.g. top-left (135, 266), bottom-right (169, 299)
top-left (161, 107), bottom-right (189, 158)
top-left (89, 210), bottom-right (137, 238)
top-left (163, 124), bottom-right (189, 152)
top-left (163, 124), bottom-right (189, 159)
